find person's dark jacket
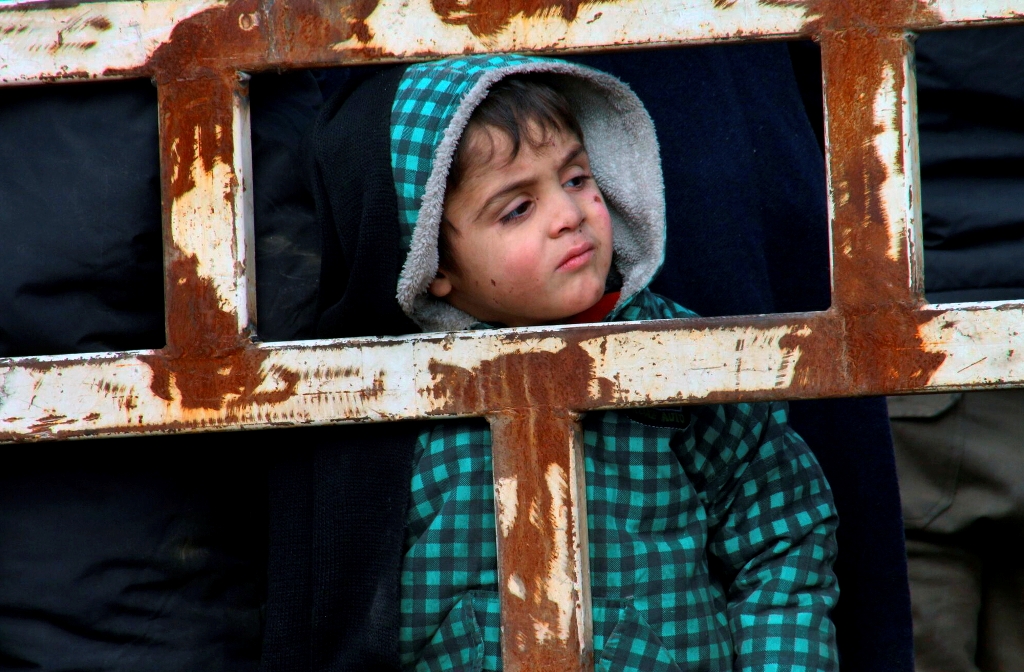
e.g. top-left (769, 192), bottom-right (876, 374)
top-left (914, 26), bottom-right (1024, 303)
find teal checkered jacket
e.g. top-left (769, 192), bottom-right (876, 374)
top-left (400, 289), bottom-right (839, 671)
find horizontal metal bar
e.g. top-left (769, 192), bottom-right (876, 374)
top-left (926, 0), bottom-right (1024, 28)
top-left (4, 0), bottom-right (1024, 85)
top-left (0, 0), bottom-right (221, 84)
top-left (3, 303), bottom-right (1024, 443)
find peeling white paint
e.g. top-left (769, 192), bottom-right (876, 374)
top-left (0, 0), bottom-right (224, 84)
top-left (507, 573), bottom-right (527, 600)
top-left (583, 322), bottom-right (810, 401)
top-left (543, 462), bottom-right (575, 644)
top-left (929, 0), bottom-right (1024, 26)
top-left (567, 414), bottom-right (592, 654)
top-left (532, 616), bottom-right (555, 645)
top-left (917, 304), bottom-right (1024, 389)
top-left (495, 476), bottom-right (519, 538)
top-left (5, 303), bottom-right (1024, 441)
top-left (871, 58), bottom-right (912, 264)
top-left (170, 121), bottom-right (249, 330)
top-left (4, 0), bottom-right (1024, 87)
top-left (903, 45), bottom-right (926, 296)
top-left (336, 0), bottom-right (809, 57)
top-left (234, 88), bottom-right (257, 328)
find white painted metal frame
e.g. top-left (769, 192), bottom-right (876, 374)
top-left (2, 1), bottom-right (1024, 442)
top-left (4, 2), bottom-right (1024, 668)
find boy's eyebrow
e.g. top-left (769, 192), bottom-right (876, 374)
top-left (474, 143), bottom-right (586, 221)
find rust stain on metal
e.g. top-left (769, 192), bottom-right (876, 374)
top-left (157, 78), bottom-right (236, 200)
top-left (824, 33), bottom-right (947, 391)
top-left (269, 0), bottom-right (381, 50)
top-left (28, 414), bottom-right (73, 432)
top-left (489, 408), bottom-right (591, 671)
top-left (139, 254), bottom-right (298, 410)
top-left (105, 0), bottom-right (265, 80)
top-left (775, 2), bottom-right (947, 395)
top-left (429, 336), bottom-right (613, 415)
top-left (430, 0), bottom-right (616, 37)
top-left (84, 16), bottom-right (111, 31)
top-left (102, 0), bottom-right (380, 80)
top-left (777, 307), bottom-right (948, 396)
top-left (760, 0), bottom-right (942, 32)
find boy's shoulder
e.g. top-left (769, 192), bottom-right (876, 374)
top-left (612, 288), bottom-right (699, 323)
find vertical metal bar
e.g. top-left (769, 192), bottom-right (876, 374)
top-left (904, 38), bottom-right (926, 300)
top-left (821, 30), bottom-right (919, 310)
top-left (488, 408), bottom-right (592, 672)
top-left (157, 71), bottom-right (253, 354)
top-left (143, 70), bottom-right (262, 413)
top-left (819, 29), bottom-right (946, 390)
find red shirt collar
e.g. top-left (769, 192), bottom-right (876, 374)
top-left (567, 292), bottom-right (621, 324)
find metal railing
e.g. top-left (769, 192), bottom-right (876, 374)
top-left (3, 0), bottom-right (1024, 668)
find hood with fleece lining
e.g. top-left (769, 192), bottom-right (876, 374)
top-left (390, 54), bottom-right (667, 332)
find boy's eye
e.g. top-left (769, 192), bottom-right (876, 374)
top-left (563, 175), bottom-right (590, 189)
top-left (500, 201), bottom-right (530, 224)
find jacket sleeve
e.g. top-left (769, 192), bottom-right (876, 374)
top-left (704, 402), bottom-right (840, 672)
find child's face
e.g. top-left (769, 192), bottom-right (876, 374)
top-left (429, 123), bottom-right (613, 327)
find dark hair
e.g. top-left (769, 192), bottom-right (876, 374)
top-left (438, 75), bottom-right (585, 274)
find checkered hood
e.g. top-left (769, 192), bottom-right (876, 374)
top-left (390, 54), bottom-right (666, 332)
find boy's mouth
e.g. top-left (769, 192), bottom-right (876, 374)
top-left (557, 242), bottom-right (596, 272)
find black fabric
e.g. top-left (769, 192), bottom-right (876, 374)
top-left (572, 46), bottom-right (832, 318)
top-left (259, 64), bottom-right (418, 672)
top-left (261, 424), bottom-right (418, 672)
top-left (572, 45), bottom-right (913, 672)
top-left (0, 72), bottom-right (324, 671)
top-left (0, 436), bottom-right (267, 672)
top-left (913, 25), bottom-right (1024, 303)
top-left (310, 65), bottom-right (418, 339)
top-left (251, 73), bottom-right (326, 342)
top-left (0, 78), bottom-right (165, 357)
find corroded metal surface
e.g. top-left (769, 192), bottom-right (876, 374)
top-left (816, 27), bottom-right (950, 391)
top-left (0, 0), bottom-right (222, 83)
top-left (5, 1), bottom-right (1024, 669)
top-left (6, 304), bottom-right (1024, 442)
top-left (4, 0), bottom-right (1024, 85)
top-left (489, 409), bottom-right (591, 672)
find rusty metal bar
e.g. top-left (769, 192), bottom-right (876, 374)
top-left (4, 1), bottom-right (1024, 671)
top-left (0, 1), bottom-right (219, 84)
top-left (5, 302), bottom-right (1024, 443)
top-left (4, 0), bottom-right (1024, 86)
top-left (158, 71), bottom-right (254, 344)
top-left (489, 409), bottom-right (591, 672)
top-left (821, 30), bottom-right (920, 309)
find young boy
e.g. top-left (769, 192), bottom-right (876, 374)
top-left (311, 53), bottom-right (838, 671)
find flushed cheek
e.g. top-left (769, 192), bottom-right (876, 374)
top-left (500, 247), bottom-right (547, 284)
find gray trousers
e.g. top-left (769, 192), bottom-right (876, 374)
top-left (889, 390), bottom-right (1024, 672)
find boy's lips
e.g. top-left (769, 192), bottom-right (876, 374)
top-left (557, 241), bottom-right (596, 271)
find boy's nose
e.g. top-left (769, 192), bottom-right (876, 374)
top-left (549, 192), bottom-right (584, 236)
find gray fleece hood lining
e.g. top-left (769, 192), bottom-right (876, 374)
top-left (396, 60), bottom-right (666, 332)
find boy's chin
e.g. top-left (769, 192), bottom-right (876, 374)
top-left (548, 288), bottom-right (614, 324)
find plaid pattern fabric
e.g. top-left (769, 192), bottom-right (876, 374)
top-left (401, 289), bottom-right (840, 671)
top-left (390, 53), bottom-right (553, 252)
